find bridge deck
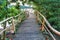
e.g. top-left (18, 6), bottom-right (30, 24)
top-left (13, 13), bottom-right (45, 40)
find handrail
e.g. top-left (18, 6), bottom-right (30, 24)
top-left (0, 27), bottom-right (10, 35)
top-left (0, 12), bottom-right (25, 40)
top-left (0, 13), bottom-right (21, 34)
top-left (34, 10), bottom-right (57, 40)
top-left (0, 17), bottom-right (13, 24)
top-left (36, 11), bottom-right (60, 36)
top-left (0, 12), bottom-right (22, 24)
top-left (38, 16), bottom-right (56, 40)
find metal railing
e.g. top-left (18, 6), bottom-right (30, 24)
top-left (34, 10), bottom-right (57, 40)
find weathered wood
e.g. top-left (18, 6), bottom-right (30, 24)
top-left (41, 20), bottom-right (45, 31)
top-left (11, 17), bottom-right (15, 33)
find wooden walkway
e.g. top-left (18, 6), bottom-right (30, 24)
top-left (13, 13), bottom-right (45, 40)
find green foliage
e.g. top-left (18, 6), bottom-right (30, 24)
top-left (0, 0), bottom-right (6, 7)
top-left (0, 0), bottom-right (7, 21)
top-left (32, 0), bottom-right (60, 31)
top-left (0, 0), bottom-right (26, 22)
top-left (15, 1), bottom-right (20, 9)
top-left (8, 6), bottom-right (20, 17)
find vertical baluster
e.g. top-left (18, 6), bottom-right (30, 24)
top-left (35, 11), bottom-right (39, 22)
top-left (37, 14), bottom-right (39, 22)
top-left (11, 17), bottom-right (15, 34)
top-left (40, 19), bottom-right (45, 31)
top-left (18, 15), bottom-right (21, 23)
top-left (9, 17), bottom-right (15, 40)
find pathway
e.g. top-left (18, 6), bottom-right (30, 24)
top-left (13, 13), bottom-right (45, 40)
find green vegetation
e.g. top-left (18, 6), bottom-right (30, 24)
top-left (8, 6), bottom-right (19, 17)
top-left (0, 0), bottom-right (7, 21)
top-left (0, 0), bottom-right (60, 31)
top-left (30, 0), bottom-right (60, 31)
top-left (0, 0), bottom-right (26, 21)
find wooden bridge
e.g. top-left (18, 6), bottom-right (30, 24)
top-left (0, 10), bottom-right (60, 40)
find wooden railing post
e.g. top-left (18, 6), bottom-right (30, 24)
top-left (10, 17), bottom-right (15, 34)
top-left (41, 19), bottom-right (45, 31)
top-left (34, 11), bottom-right (39, 22)
top-left (18, 15), bottom-right (21, 23)
top-left (35, 13), bottom-right (38, 22)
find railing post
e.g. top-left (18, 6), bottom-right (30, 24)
top-left (3, 22), bottom-right (6, 40)
top-left (11, 17), bottom-right (15, 33)
top-left (41, 19), bottom-right (45, 31)
top-left (0, 24), bottom-right (2, 40)
top-left (36, 13), bottom-right (38, 22)
top-left (35, 11), bottom-right (39, 22)
top-left (18, 15), bottom-right (21, 23)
